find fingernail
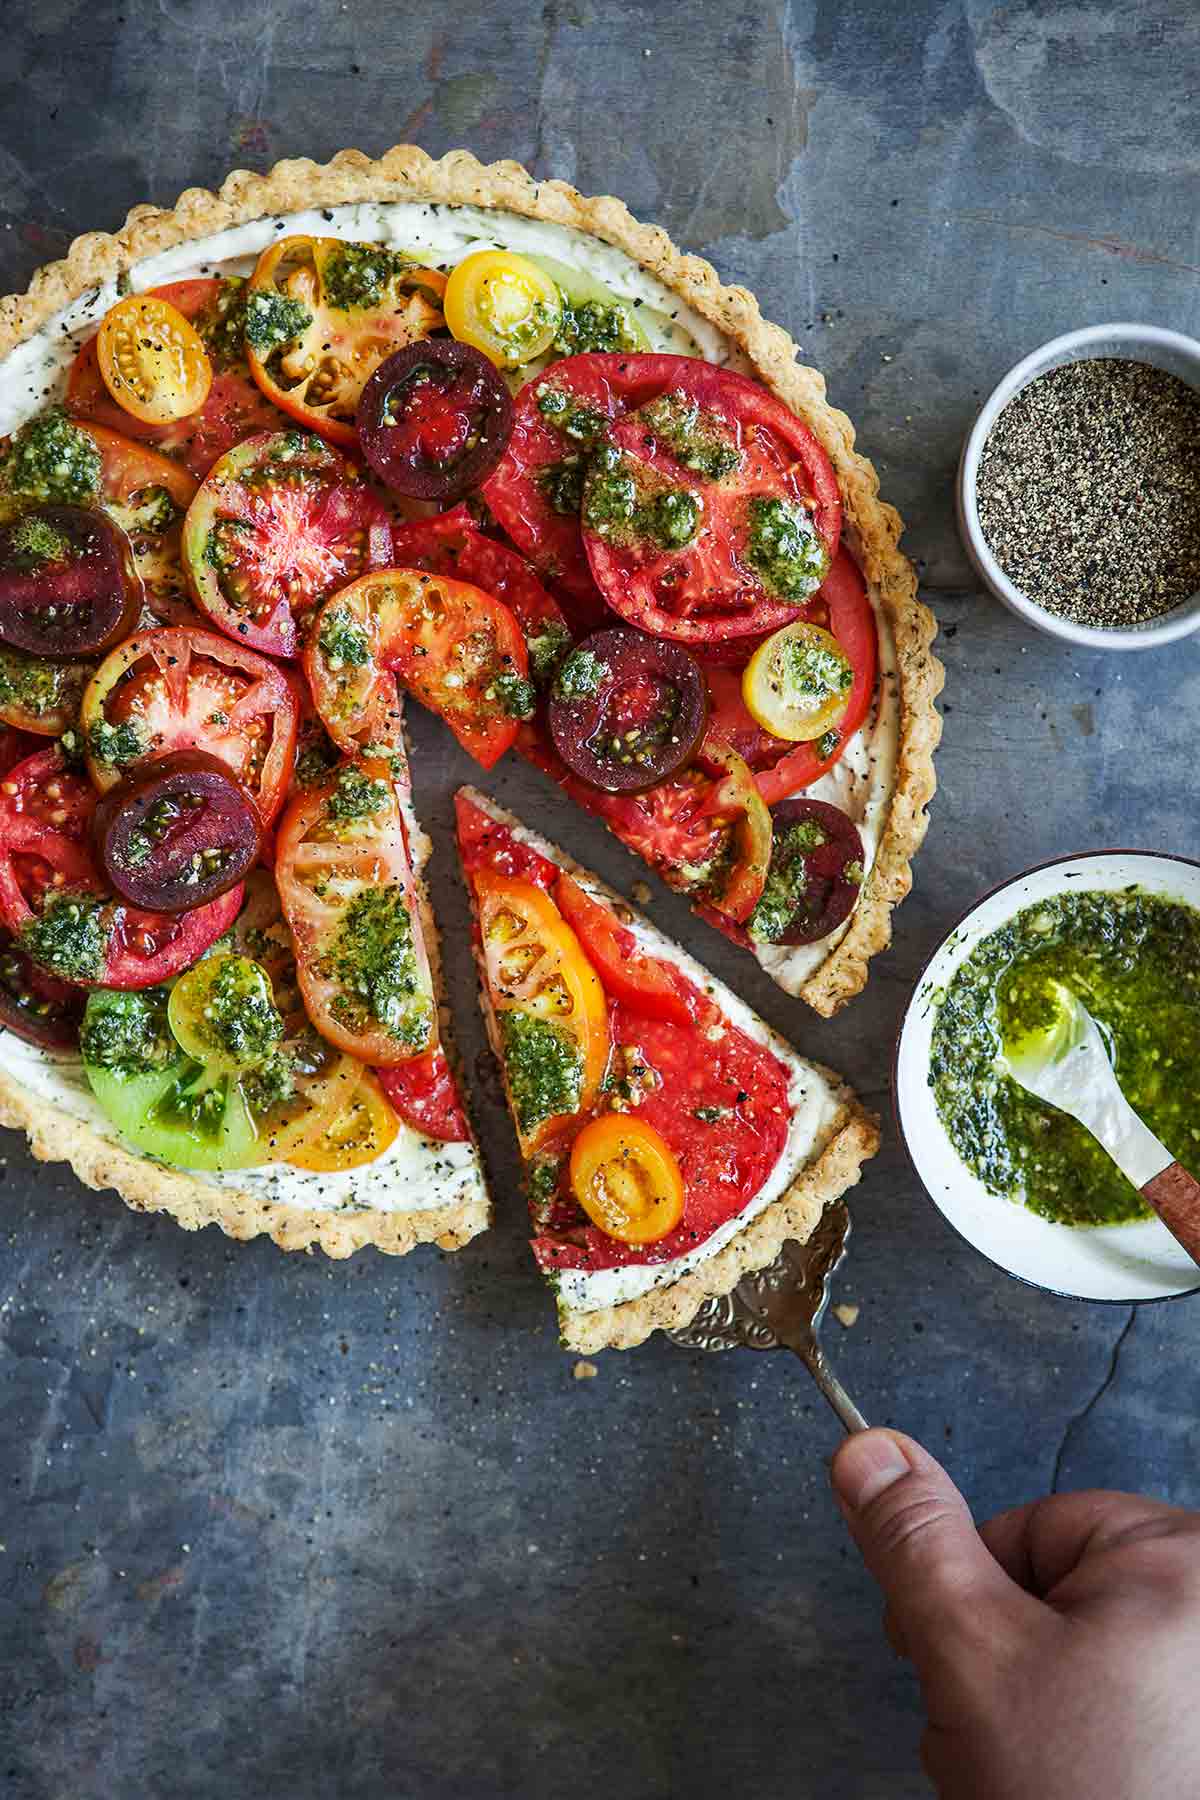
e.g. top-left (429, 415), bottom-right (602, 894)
top-left (831, 1431), bottom-right (912, 1512)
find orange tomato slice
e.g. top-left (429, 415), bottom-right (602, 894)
top-left (97, 295), bottom-right (213, 426)
top-left (475, 871), bottom-right (610, 1154)
top-left (568, 1114), bottom-right (684, 1244)
top-left (285, 1065), bottom-right (399, 1171)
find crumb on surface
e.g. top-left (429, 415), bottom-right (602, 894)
top-left (572, 1359), bottom-right (599, 1380)
top-left (833, 1302), bottom-right (860, 1328)
top-left (631, 881), bottom-right (652, 906)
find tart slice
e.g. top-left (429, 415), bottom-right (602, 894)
top-left (456, 786), bottom-right (878, 1351)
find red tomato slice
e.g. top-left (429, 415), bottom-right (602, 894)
top-left (376, 1047), bottom-right (471, 1143)
top-left (484, 353), bottom-right (841, 642)
top-left (181, 430), bottom-right (393, 659)
top-left (389, 506), bottom-right (570, 646)
top-left (81, 626), bottom-right (299, 826)
top-left (0, 727), bottom-right (42, 778)
top-left (454, 788), bottom-right (559, 889)
top-left (66, 278), bottom-right (291, 480)
top-left (520, 723), bottom-right (770, 923)
top-left (704, 548), bottom-right (878, 803)
top-left (275, 760), bottom-right (437, 1066)
top-left (532, 998), bottom-right (791, 1275)
top-left (553, 871), bottom-right (692, 1026)
top-left (306, 568), bottom-right (531, 770)
top-left (0, 745), bottom-right (95, 930)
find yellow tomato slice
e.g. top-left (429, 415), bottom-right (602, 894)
top-left (444, 250), bottom-right (562, 369)
top-left (97, 294), bottom-right (213, 425)
top-left (286, 1067), bottom-right (399, 1171)
top-left (475, 872), bottom-right (610, 1154)
top-left (742, 620), bottom-right (854, 743)
top-left (569, 1115), bottom-right (685, 1245)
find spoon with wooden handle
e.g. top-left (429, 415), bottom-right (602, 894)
top-left (1005, 982), bottom-right (1200, 1261)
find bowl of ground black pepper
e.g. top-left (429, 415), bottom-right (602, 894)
top-left (958, 323), bottom-right (1200, 647)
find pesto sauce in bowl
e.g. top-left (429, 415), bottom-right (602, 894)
top-left (929, 888), bottom-right (1200, 1227)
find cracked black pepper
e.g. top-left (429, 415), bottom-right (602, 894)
top-left (976, 358), bottom-right (1200, 627)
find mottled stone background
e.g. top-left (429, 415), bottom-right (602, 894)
top-left (1, 4), bottom-right (1198, 1796)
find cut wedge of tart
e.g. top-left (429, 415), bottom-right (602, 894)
top-left (456, 786), bottom-right (879, 1351)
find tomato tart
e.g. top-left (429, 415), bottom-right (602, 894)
top-left (457, 787), bottom-right (878, 1350)
top-left (0, 145), bottom-right (934, 1252)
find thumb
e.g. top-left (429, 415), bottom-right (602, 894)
top-left (831, 1429), bottom-right (1030, 1678)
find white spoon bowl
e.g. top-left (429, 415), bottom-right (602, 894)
top-left (894, 851), bottom-right (1200, 1303)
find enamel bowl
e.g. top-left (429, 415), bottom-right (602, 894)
top-left (957, 323), bottom-right (1200, 650)
top-left (894, 850), bottom-right (1200, 1303)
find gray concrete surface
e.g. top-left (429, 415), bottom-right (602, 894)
top-left (1, 3), bottom-right (1198, 1795)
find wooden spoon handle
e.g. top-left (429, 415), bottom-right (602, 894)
top-left (1141, 1162), bottom-right (1200, 1265)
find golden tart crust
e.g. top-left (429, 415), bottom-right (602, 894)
top-left (0, 144), bottom-right (934, 1251)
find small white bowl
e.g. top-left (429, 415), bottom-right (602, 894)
top-left (957, 323), bottom-right (1200, 650)
top-left (894, 850), bottom-right (1200, 1303)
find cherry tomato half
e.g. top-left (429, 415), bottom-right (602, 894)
top-left (306, 568), bottom-right (531, 770)
top-left (357, 341), bottom-right (513, 501)
top-left (67, 278), bottom-right (291, 480)
top-left (0, 744), bottom-right (96, 932)
top-left (244, 235), bottom-right (446, 448)
top-left (182, 429), bottom-right (393, 659)
top-left (443, 250), bottom-right (562, 369)
top-left (285, 1066), bottom-right (399, 1171)
top-left (703, 548), bottom-right (879, 803)
top-left (746, 797), bottom-right (865, 947)
top-left (94, 749), bottom-right (262, 913)
top-left (96, 294), bottom-right (213, 427)
top-left (473, 871), bottom-right (610, 1156)
top-left (81, 626), bottom-right (299, 826)
top-left (568, 1113), bottom-right (685, 1245)
top-left (0, 505), bottom-right (141, 659)
top-left (275, 760), bottom-right (437, 1066)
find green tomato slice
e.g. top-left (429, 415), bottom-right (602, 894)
top-left (80, 982), bottom-right (273, 1172)
top-left (525, 253), bottom-right (702, 360)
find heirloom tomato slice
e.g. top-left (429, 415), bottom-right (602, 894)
top-left (81, 422), bottom-right (200, 624)
top-left (67, 278), bottom-right (290, 479)
top-left (81, 626), bottom-right (298, 826)
top-left (375, 1046), bottom-right (471, 1144)
top-left (244, 236), bottom-right (446, 448)
top-left (485, 353), bottom-right (841, 642)
top-left (274, 759), bottom-right (436, 1067)
top-left (472, 870), bottom-right (610, 1156)
top-left (182, 429), bottom-right (393, 658)
top-left (553, 872), bottom-right (691, 1027)
top-left (306, 567), bottom-right (531, 770)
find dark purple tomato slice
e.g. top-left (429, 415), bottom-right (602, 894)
top-left (0, 505), bottom-right (140, 659)
top-left (752, 797), bottom-right (864, 946)
top-left (547, 625), bottom-right (708, 793)
top-left (356, 341), bottom-right (513, 501)
top-left (0, 932), bottom-right (84, 1050)
top-left (94, 749), bottom-right (262, 913)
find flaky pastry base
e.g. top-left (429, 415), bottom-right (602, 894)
top-left (0, 143), bottom-right (928, 1248)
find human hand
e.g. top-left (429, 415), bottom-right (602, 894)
top-left (830, 1429), bottom-right (1200, 1799)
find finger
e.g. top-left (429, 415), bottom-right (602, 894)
top-left (831, 1430), bottom-right (1034, 1682)
top-left (981, 1490), bottom-right (1195, 1599)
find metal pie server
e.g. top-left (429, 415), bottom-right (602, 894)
top-left (668, 1200), bottom-right (869, 1434)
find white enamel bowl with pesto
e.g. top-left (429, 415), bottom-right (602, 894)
top-left (957, 323), bottom-right (1200, 650)
top-left (894, 850), bottom-right (1200, 1303)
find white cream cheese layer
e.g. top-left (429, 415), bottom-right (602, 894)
top-left (464, 794), bottom-right (846, 1314)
